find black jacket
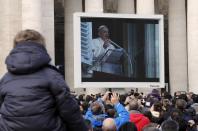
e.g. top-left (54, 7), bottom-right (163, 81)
top-left (0, 42), bottom-right (87, 131)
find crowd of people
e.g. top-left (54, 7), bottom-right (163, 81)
top-left (74, 89), bottom-right (198, 131)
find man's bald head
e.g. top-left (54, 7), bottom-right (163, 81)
top-left (102, 118), bottom-right (116, 131)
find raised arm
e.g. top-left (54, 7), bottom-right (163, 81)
top-left (111, 93), bottom-right (129, 129)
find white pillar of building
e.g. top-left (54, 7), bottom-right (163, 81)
top-left (22, 0), bottom-right (42, 32)
top-left (136, 0), bottom-right (154, 15)
top-left (41, 0), bottom-right (55, 64)
top-left (0, 0), bottom-right (22, 78)
top-left (64, 0), bottom-right (83, 93)
top-left (22, 0), bottom-right (55, 63)
top-left (85, 0), bottom-right (103, 12)
top-left (136, 0), bottom-right (155, 95)
top-left (168, 0), bottom-right (188, 94)
top-left (85, 0), bottom-right (106, 95)
top-left (117, 0), bottom-right (135, 13)
top-left (187, 0), bottom-right (198, 93)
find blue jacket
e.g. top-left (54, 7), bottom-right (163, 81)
top-left (114, 102), bottom-right (130, 129)
top-left (85, 99), bottom-right (129, 129)
top-left (85, 108), bottom-right (106, 127)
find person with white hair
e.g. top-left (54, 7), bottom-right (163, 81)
top-left (102, 118), bottom-right (117, 131)
top-left (92, 25), bottom-right (115, 61)
top-left (89, 25), bottom-right (116, 73)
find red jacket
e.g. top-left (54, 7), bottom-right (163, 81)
top-left (130, 113), bottom-right (150, 131)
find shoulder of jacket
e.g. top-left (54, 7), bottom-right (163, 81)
top-left (0, 72), bottom-right (12, 84)
top-left (43, 64), bottom-right (64, 76)
top-left (39, 65), bottom-right (65, 84)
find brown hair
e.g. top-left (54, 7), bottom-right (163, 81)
top-left (13, 29), bottom-right (45, 47)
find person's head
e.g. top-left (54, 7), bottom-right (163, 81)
top-left (128, 99), bottom-right (139, 111)
top-left (162, 98), bottom-right (171, 108)
top-left (192, 94), bottom-right (198, 103)
top-left (91, 102), bottom-right (103, 115)
top-left (148, 89), bottom-right (161, 101)
top-left (193, 114), bottom-right (198, 125)
top-left (151, 89), bottom-right (160, 95)
top-left (170, 109), bottom-right (181, 121)
top-left (119, 94), bottom-right (127, 105)
top-left (175, 99), bottom-right (187, 110)
top-left (185, 107), bottom-right (196, 117)
top-left (145, 95), bottom-right (159, 108)
top-left (102, 118), bottom-right (116, 131)
top-left (105, 104), bottom-right (116, 118)
top-left (170, 109), bottom-right (188, 131)
top-left (142, 123), bottom-right (160, 131)
top-left (80, 101), bottom-right (89, 115)
top-left (86, 95), bottom-right (94, 103)
top-left (119, 122), bottom-right (137, 131)
top-left (153, 101), bottom-right (162, 112)
top-left (98, 25), bottom-right (109, 40)
top-left (160, 120), bottom-right (179, 131)
top-left (174, 91), bottom-right (181, 97)
top-left (106, 109), bottom-right (116, 118)
top-left (162, 92), bottom-right (172, 100)
top-left (78, 94), bottom-right (85, 102)
top-left (178, 94), bottom-right (188, 101)
top-left (96, 93), bottom-right (102, 99)
top-left (187, 92), bottom-right (194, 100)
top-left (14, 29), bottom-right (45, 47)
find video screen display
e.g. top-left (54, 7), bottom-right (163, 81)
top-left (74, 13), bottom-right (164, 88)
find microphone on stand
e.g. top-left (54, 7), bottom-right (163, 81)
top-left (109, 39), bottom-right (134, 77)
top-left (109, 39), bottom-right (123, 49)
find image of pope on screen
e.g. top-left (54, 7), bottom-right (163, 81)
top-left (81, 24), bottom-right (124, 81)
top-left (80, 19), bottom-right (160, 82)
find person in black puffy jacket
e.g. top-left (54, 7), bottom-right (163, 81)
top-left (0, 29), bottom-right (88, 131)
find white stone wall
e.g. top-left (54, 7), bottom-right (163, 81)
top-left (22, 0), bottom-right (55, 63)
top-left (117, 0), bottom-right (135, 13)
top-left (0, 0), bottom-right (55, 78)
top-left (0, 0), bottom-right (22, 78)
top-left (64, 0), bottom-right (83, 93)
top-left (136, 0), bottom-right (154, 14)
top-left (168, 0), bottom-right (188, 94)
top-left (85, 0), bottom-right (103, 12)
top-left (187, 0), bottom-right (198, 93)
top-left (42, 0), bottom-right (55, 64)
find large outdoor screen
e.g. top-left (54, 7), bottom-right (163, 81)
top-left (74, 13), bottom-right (164, 88)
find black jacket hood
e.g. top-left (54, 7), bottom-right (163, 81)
top-left (5, 42), bottom-right (51, 74)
